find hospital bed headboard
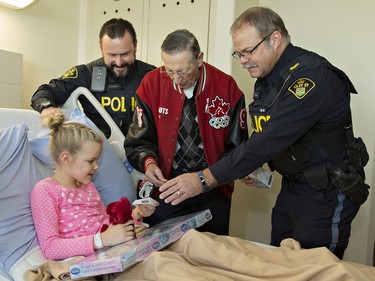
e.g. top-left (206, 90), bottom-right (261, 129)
top-left (0, 108), bottom-right (41, 138)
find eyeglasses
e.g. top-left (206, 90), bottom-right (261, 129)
top-left (232, 31), bottom-right (274, 60)
top-left (160, 65), bottom-right (195, 79)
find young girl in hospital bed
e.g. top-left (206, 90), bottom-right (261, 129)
top-left (30, 113), bottom-right (158, 261)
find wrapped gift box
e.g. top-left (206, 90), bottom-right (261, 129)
top-left (69, 209), bottom-right (212, 279)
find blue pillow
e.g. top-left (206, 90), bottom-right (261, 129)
top-left (0, 123), bottom-right (40, 273)
top-left (28, 129), bottom-right (53, 167)
top-left (29, 109), bottom-right (137, 205)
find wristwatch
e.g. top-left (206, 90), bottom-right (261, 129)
top-left (197, 170), bottom-right (210, 192)
top-left (38, 101), bottom-right (53, 112)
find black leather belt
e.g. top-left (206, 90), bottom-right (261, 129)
top-left (285, 162), bottom-right (348, 184)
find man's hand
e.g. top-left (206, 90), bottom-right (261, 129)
top-left (159, 172), bottom-right (203, 205)
top-left (40, 107), bottom-right (64, 127)
top-left (240, 175), bottom-right (257, 186)
top-left (144, 163), bottom-right (167, 187)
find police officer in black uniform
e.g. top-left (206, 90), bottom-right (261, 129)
top-left (158, 7), bottom-right (369, 259)
top-left (31, 18), bottom-right (155, 138)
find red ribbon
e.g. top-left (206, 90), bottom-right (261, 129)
top-left (100, 197), bottom-right (132, 232)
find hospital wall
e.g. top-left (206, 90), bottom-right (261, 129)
top-left (0, 0), bottom-right (374, 266)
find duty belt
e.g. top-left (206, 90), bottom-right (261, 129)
top-left (285, 161), bottom-right (348, 184)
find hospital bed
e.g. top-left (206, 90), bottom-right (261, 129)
top-left (1, 88), bottom-right (375, 281)
top-left (0, 87), bottom-right (141, 280)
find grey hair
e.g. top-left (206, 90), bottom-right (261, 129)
top-left (230, 7), bottom-right (291, 45)
top-left (161, 29), bottom-right (201, 61)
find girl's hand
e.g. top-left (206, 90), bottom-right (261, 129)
top-left (133, 202), bottom-right (159, 221)
top-left (100, 220), bottom-right (135, 247)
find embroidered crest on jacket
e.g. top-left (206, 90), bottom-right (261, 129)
top-left (288, 78), bottom-right (315, 99)
top-left (61, 67), bottom-right (78, 79)
top-left (206, 96), bottom-right (230, 129)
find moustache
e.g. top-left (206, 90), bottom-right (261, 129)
top-left (243, 63), bottom-right (257, 69)
top-left (111, 63), bottom-right (129, 69)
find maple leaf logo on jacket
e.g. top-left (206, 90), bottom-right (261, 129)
top-left (207, 96), bottom-right (230, 129)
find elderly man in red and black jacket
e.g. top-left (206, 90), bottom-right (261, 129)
top-left (125, 29), bottom-right (248, 235)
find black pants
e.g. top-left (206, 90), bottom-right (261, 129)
top-left (271, 178), bottom-right (359, 259)
top-left (144, 170), bottom-right (231, 235)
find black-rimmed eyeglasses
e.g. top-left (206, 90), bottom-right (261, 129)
top-left (232, 31), bottom-right (274, 60)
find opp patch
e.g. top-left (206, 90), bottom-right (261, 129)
top-left (288, 78), bottom-right (315, 99)
top-left (61, 67), bottom-right (78, 79)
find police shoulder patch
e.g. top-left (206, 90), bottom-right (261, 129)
top-left (288, 78), bottom-right (315, 99)
top-left (61, 67), bottom-right (78, 79)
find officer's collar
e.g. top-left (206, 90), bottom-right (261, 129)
top-left (266, 43), bottom-right (295, 84)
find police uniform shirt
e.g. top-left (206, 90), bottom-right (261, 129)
top-left (210, 44), bottom-right (350, 184)
top-left (31, 58), bottom-right (156, 137)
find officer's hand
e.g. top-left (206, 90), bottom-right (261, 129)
top-left (159, 173), bottom-right (202, 205)
top-left (145, 163), bottom-right (167, 187)
top-left (40, 107), bottom-right (64, 127)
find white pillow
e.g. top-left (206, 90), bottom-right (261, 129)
top-left (0, 123), bottom-right (41, 274)
top-left (29, 109), bottom-right (137, 206)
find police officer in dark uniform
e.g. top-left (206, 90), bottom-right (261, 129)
top-left (31, 18), bottom-right (155, 138)
top-left (158, 7), bottom-right (369, 259)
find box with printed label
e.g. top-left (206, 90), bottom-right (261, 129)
top-left (249, 167), bottom-right (274, 188)
top-left (69, 209), bottom-right (212, 279)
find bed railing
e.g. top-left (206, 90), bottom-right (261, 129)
top-left (61, 87), bottom-right (144, 188)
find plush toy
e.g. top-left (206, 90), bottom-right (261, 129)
top-left (100, 197), bottom-right (132, 232)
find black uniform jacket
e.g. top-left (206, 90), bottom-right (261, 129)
top-left (31, 58), bottom-right (155, 137)
top-left (210, 44), bottom-right (356, 184)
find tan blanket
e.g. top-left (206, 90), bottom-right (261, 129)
top-left (25, 230), bottom-right (375, 281)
